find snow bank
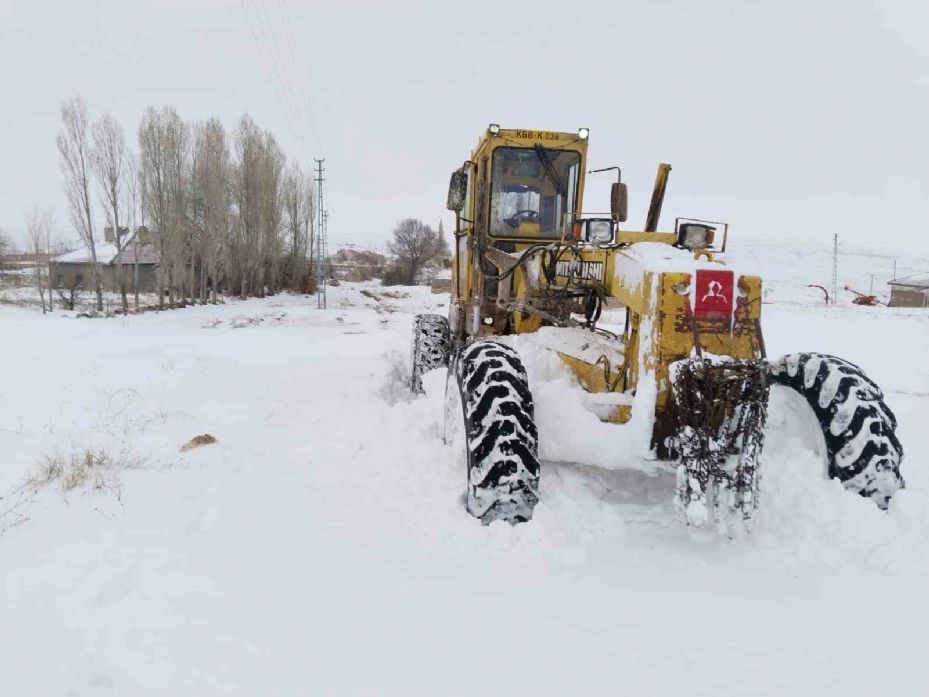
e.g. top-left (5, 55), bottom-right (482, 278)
top-left (1, 273), bottom-right (927, 694)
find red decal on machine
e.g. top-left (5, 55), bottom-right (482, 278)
top-left (694, 270), bottom-right (734, 318)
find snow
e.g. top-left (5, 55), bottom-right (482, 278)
top-left (48, 236), bottom-right (157, 265)
top-left (1, 242), bottom-right (929, 694)
top-left (516, 325), bottom-right (625, 369)
top-left (614, 241), bottom-right (759, 289)
top-left (890, 272), bottom-right (929, 289)
top-left (52, 242), bottom-right (122, 264)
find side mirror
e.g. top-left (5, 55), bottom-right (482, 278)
top-left (610, 182), bottom-right (628, 223)
top-left (446, 170), bottom-right (468, 212)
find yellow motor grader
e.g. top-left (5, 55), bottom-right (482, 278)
top-left (410, 124), bottom-right (904, 527)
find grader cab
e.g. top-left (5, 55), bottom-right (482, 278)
top-left (410, 125), bottom-right (904, 530)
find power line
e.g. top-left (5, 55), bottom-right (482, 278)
top-left (239, 0), bottom-right (310, 161)
top-left (239, 0), bottom-right (317, 163)
top-left (275, 0), bottom-right (324, 156)
top-left (240, 0), bottom-right (331, 309)
top-left (250, 0), bottom-right (317, 158)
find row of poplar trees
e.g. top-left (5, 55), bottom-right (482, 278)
top-left (57, 96), bottom-right (316, 312)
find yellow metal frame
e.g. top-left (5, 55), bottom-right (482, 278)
top-left (450, 126), bottom-right (765, 432)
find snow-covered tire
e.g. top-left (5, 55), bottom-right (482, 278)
top-left (448, 341), bottom-right (540, 524)
top-left (769, 353), bottom-right (904, 508)
top-left (410, 314), bottom-right (451, 393)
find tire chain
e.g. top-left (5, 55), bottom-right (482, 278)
top-left (410, 314), bottom-right (451, 393)
top-left (669, 358), bottom-right (770, 533)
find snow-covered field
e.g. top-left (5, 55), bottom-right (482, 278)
top-left (2, 243), bottom-right (928, 695)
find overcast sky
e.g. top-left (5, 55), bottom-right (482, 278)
top-left (1, 0), bottom-right (927, 257)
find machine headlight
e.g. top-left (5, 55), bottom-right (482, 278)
top-left (583, 218), bottom-right (615, 245)
top-left (676, 223), bottom-right (715, 250)
top-left (578, 127), bottom-right (590, 140)
top-left (488, 123), bottom-right (501, 135)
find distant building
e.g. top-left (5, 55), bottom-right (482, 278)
top-left (1, 251), bottom-right (57, 267)
top-left (49, 240), bottom-right (159, 293)
top-left (430, 267), bottom-right (453, 294)
top-left (415, 257), bottom-right (452, 286)
top-left (888, 273), bottom-right (929, 308)
top-left (414, 265), bottom-right (436, 285)
top-left (329, 248), bottom-right (386, 282)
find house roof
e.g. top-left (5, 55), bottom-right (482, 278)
top-left (54, 243), bottom-right (119, 264)
top-left (120, 244), bottom-right (159, 264)
top-left (888, 272), bottom-right (929, 290)
top-left (53, 242), bottom-right (158, 266)
top-left (329, 248), bottom-right (386, 264)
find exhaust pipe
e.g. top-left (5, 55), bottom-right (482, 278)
top-left (644, 163), bottom-right (672, 232)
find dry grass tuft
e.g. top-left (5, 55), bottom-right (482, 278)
top-left (25, 447), bottom-right (140, 498)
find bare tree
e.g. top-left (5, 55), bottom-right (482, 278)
top-left (91, 103), bottom-right (312, 307)
top-left (282, 163), bottom-right (315, 292)
top-left (57, 96), bottom-right (103, 312)
top-left (56, 279), bottom-right (81, 311)
top-left (302, 171), bottom-right (316, 292)
top-left (388, 218), bottom-right (438, 285)
top-left (139, 107), bottom-right (168, 308)
top-left (125, 152), bottom-right (145, 309)
top-left (231, 115), bottom-right (263, 298)
top-left (191, 118), bottom-right (229, 303)
top-left (225, 118), bottom-right (289, 299)
top-left (139, 106), bottom-right (189, 308)
top-left (165, 110), bottom-right (190, 305)
top-left (257, 130), bottom-right (285, 296)
top-left (92, 113), bottom-right (129, 311)
top-left (0, 226), bottom-right (13, 283)
top-left (25, 206), bottom-right (53, 313)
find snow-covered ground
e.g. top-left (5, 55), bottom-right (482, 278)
top-left (1, 243), bottom-right (928, 695)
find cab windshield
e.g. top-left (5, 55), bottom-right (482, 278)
top-left (489, 146), bottom-right (580, 238)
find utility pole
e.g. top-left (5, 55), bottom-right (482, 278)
top-left (314, 158), bottom-right (327, 309)
top-left (831, 233), bottom-right (838, 305)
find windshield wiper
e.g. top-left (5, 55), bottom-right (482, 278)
top-left (533, 144), bottom-right (566, 198)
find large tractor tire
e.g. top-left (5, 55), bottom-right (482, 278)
top-left (769, 353), bottom-right (904, 509)
top-left (410, 314), bottom-right (451, 393)
top-left (445, 341), bottom-right (540, 524)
